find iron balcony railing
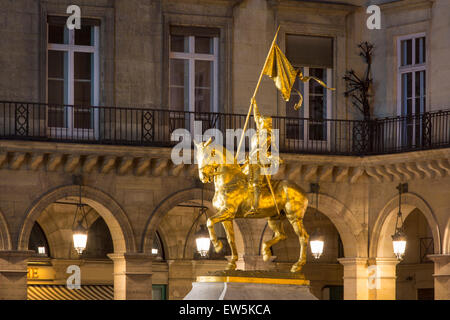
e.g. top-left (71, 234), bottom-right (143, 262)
top-left (0, 101), bottom-right (449, 156)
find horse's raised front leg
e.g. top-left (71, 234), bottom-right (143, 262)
top-left (206, 208), bottom-right (235, 255)
top-left (221, 220), bottom-right (238, 270)
top-left (262, 217), bottom-right (287, 262)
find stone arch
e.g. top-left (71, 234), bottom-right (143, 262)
top-left (370, 192), bottom-right (441, 258)
top-left (18, 185), bottom-right (136, 253)
top-left (153, 229), bottom-right (169, 260)
top-left (258, 192), bottom-right (365, 258)
top-left (444, 219), bottom-right (450, 255)
top-left (0, 208), bottom-right (11, 250)
top-left (141, 187), bottom-right (245, 256)
top-left (294, 193), bottom-right (366, 258)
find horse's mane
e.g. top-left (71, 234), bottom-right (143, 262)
top-left (206, 143), bottom-right (238, 165)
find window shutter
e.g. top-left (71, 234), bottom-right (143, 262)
top-left (170, 26), bottom-right (220, 37)
top-left (47, 16), bottom-right (100, 26)
top-left (286, 34), bottom-right (333, 68)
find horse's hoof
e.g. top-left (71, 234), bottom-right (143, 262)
top-left (214, 240), bottom-right (223, 253)
top-left (263, 251), bottom-right (272, 262)
top-left (262, 244), bottom-right (271, 262)
top-left (290, 263), bottom-right (304, 273)
top-left (226, 262), bottom-right (237, 271)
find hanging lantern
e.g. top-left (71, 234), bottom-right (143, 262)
top-left (392, 183), bottom-right (408, 260)
top-left (195, 224), bottom-right (211, 257)
top-left (73, 219), bottom-right (88, 255)
top-left (309, 183), bottom-right (324, 259)
top-left (392, 229), bottom-right (406, 260)
top-left (310, 229), bottom-right (324, 259)
top-left (71, 177), bottom-right (89, 255)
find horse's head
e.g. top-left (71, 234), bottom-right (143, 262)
top-left (194, 137), bottom-right (218, 183)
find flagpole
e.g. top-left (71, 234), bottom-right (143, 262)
top-left (235, 26), bottom-right (281, 162)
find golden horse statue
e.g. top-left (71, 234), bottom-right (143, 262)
top-left (194, 138), bottom-right (309, 273)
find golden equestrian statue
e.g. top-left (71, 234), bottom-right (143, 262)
top-left (194, 26), bottom-right (334, 273)
top-left (195, 137), bottom-right (309, 273)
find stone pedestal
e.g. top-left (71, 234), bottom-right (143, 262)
top-left (184, 270), bottom-right (318, 300)
top-left (428, 254), bottom-right (450, 300)
top-left (338, 257), bottom-right (368, 300)
top-left (108, 253), bottom-right (153, 300)
top-left (0, 250), bottom-right (33, 300)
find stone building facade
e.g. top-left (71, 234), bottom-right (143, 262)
top-left (0, 0), bottom-right (449, 300)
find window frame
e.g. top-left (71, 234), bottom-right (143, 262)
top-left (169, 34), bottom-right (219, 114)
top-left (46, 20), bottom-right (100, 138)
top-left (286, 66), bottom-right (332, 150)
top-left (396, 32), bottom-right (426, 116)
top-left (396, 32), bottom-right (427, 147)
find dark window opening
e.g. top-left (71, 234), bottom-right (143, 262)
top-left (28, 222), bottom-right (51, 257)
top-left (81, 217), bottom-right (113, 259)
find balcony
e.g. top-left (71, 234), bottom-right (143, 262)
top-left (0, 101), bottom-right (449, 156)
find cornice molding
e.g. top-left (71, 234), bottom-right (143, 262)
top-left (268, 0), bottom-right (359, 14)
top-left (0, 140), bottom-right (449, 183)
top-left (380, 0), bottom-right (434, 12)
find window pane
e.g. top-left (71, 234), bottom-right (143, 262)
top-left (195, 60), bottom-right (212, 113)
top-left (74, 81), bottom-right (92, 128)
top-left (309, 68), bottom-right (325, 95)
top-left (402, 72), bottom-right (412, 103)
top-left (48, 24), bottom-right (67, 44)
top-left (415, 70), bottom-right (426, 113)
top-left (309, 68), bottom-right (326, 141)
top-left (309, 68), bottom-right (326, 119)
top-left (401, 39), bottom-right (412, 66)
top-left (171, 35), bottom-right (188, 53)
top-left (75, 25), bottom-right (92, 46)
top-left (195, 60), bottom-right (211, 87)
top-left (415, 37), bottom-right (426, 64)
top-left (48, 50), bottom-right (65, 79)
top-left (48, 80), bottom-right (65, 128)
top-left (73, 106), bottom-right (92, 128)
top-left (170, 59), bottom-right (188, 86)
top-left (48, 50), bottom-right (68, 106)
top-left (415, 71), bottom-right (421, 98)
top-left (310, 96), bottom-right (325, 119)
top-left (195, 36), bottom-right (213, 54)
top-left (169, 59), bottom-right (189, 111)
top-left (74, 81), bottom-right (91, 106)
top-left (48, 50), bottom-right (67, 127)
top-left (48, 80), bottom-right (64, 105)
top-left (74, 52), bottom-right (92, 80)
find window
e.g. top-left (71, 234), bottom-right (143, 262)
top-left (169, 26), bottom-right (219, 119)
top-left (47, 16), bottom-right (100, 131)
top-left (28, 222), bottom-right (51, 257)
top-left (81, 217), bottom-right (113, 259)
top-left (337, 235), bottom-right (344, 258)
top-left (322, 285), bottom-right (343, 300)
top-left (285, 35), bottom-right (333, 144)
top-left (419, 237), bottom-right (434, 263)
top-left (152, 231), bottom-right (165, 261)
top-left (397, 34), bottom-right (426, 146)
top-left (417, 288), bottom-right (434, 300)
top-left (152, 284), bottom-right (167, 300)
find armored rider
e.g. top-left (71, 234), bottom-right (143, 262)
top-left (244, 100), bottom-right (280, 217)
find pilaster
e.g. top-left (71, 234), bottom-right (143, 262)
top-left (108, 253), bottom-right (153, 300)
